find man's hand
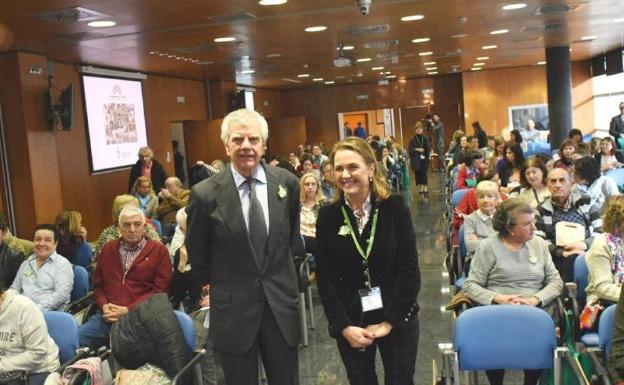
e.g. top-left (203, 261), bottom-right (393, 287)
top-left (103, 303), bottom-right (129, 323)
top-left (341, 326), bottom-right (375, 349)
top-left (365, 321), bottom-right (393, 339)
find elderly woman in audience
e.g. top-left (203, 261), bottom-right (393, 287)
top-left (573, 156), bottom-right (620, 211)
top-left (300, 172), bottom-right (326, 255)
top-left (11, 224), bottom-right (73, 311)
top-left (54, 210), bottom-right (88, 265)
top-left (554, 139), bottom-right (577, 169)
top-left (463, 181), bottom-right (500, 259)
top-left (586, 196), bottom-right (624, 305)
top-left (131, 175), bottom-right (159, 218)
top-left (457, 151), bottom-right (484, 190)
top-left (0, 279), bottom-right (60, 385)
top-left (127, 146), bottom-right (167, 193)
top-left (498, 143), bottom-right (525, 193)
top-left (595, 137), bottom-right (624, 173)
top-left (521, 119), bottom-right (541, 143)
top-left (462, 198), bottom-right (563, 385)
top-left (0, 213), bottom-right (24, 289)
top-left (93, 194), bottom-right (161, 262)
top-left (511, 157), bottom-right (551, 208)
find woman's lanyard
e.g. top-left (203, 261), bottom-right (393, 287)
top-left (341, 206), bottom-right (379, 288)
top-left (414, 135), bottom-right (424, 149)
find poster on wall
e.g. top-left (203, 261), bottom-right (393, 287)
top-left (82, 75), bottom-right (148, 173)
top-left (508, 103), bottom-right (549, 132)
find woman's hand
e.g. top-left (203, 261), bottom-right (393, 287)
top-left (365, 321), bottom-right (393, 339)
top-left (342, 326), bottom-right (375, 349)
top-left (493, 294), bottom-right (525, 305)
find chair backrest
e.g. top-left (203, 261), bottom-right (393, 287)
top-left (44, 311), bottom-right (80, 364)
top-left (574, 255), bottom-right (589, 303)
top-left (459, 225), bottom-right (467, 261)
top-left (454, 305), bottom-right (556, 371)
top-left (451, 188), bottom-right (470, 210)
top-left (73, 241), bottom-right (93, 271)
top-left (599, 304), bottom-right (617, 355)
top-left (606, 169), bottom-right (624, 187)
top-left (71, 265), bottom-right (89, 301)
top-left (174, 310), bottom-right (195, 352)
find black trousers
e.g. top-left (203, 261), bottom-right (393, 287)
top-left (217, 302), bottom-right (299, 385)
top-left (412, 166), bottom-right (428, 185)
top-left (553, 252), bottom-right (577, 283)
top-left (485, 369), bottom-right (541, 385)
top-left (336, 317), bottom-right (419, 385)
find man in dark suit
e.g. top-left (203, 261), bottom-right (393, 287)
top-left (610, 101), bottom-right (624, 149)
top-left (186, 109), bottom-right (301, 385)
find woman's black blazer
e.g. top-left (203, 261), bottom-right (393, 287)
top-left (595, 151), bottom-right (624, 171)
top-left (315, 194), bottom-right (421, 338)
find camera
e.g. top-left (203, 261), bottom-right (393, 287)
top-left (357, 0), bottom-right (372, 15)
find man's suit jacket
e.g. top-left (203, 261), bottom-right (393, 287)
top-left (186, 163), bottom-right (301, 355)
top-left (610, 114), bottom-right (624, 140)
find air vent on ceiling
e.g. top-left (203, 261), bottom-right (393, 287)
top-left (55, 32), bottom-right (108, 42)
top-left (509, 36), bottom-right (543, 44)
top-left (362, 40), bottom-right (399, 49)
top-left (533, 3), bottom-right (585, 15)
top-left (444, 49), bottom-right (463, 57)
top-left (206, 12), bottom-right (257, 24)
top-left (344, 24), bottom-right (390, 37)
top-left (175, 44), bottom-right (214, 54)
top-left (522, 23), bottom-right (565, 32)
top-left (35, 7), bottom-right (111, 23)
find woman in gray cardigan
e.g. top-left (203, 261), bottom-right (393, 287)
top-left (462, 198), bottom-right (563, 385)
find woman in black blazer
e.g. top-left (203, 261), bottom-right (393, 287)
top-left (315, 136), bottom-right (421, 385)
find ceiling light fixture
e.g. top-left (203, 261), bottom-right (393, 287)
top-left (324, 81), bottom-right (335, 84)
top-left (477, 56), bottom-right (490, 60)
top-left (613, 18), bottom-right (624, 23)
top-left (241, 70), bottom-right (255, 74)
top-left (401, 15), bottom-right (425, 21)
top-left (214, 37), bottom-right (236, 42)
top-left (419, 51), bottom-right (433, 56)
top-left (412, 37), bottom-right (431, 43)
top-left (428, 72), bottom-right (438, 75)
top-left (313, 78), bottom-right (324, 81)
top-left (581, 35), bottom-right (596, 41)
top-left (336, 46), bottom-right (354, 51)
top-left (386, 75), bottom-right (397, 79)
top-left (87, 20), bottom-right (116, 28)
top-left (473, 63), bottom-right (485, 66)
top-left (424, 61), bottom-right (436, 65)
top-left (471, 67), bottom-right (483, 71)
top-left (490, 29), bottom-right (509, 35)
top-left (305, 26), bottom-right (327, 32)
top-left (297, 74), bottom-right (310, 78)
top-left (451, 34), bottom-right (468, 39)
top-left (372, 66), bottom-right (384, 70)
top-left (482, 45), bottom-right (498, 50)
top-left (266, 53), bottom-right (282, 58)
top-left (357, 57), bottom-right (372, 62)
top-left (426, 67), bottom-right (438, 71)
top-left (537, 61), bottom-right (546, 65)
top-left (502, 3), bottom-right (527, 10)
top-left (259, 0), bottom-right (288, 5)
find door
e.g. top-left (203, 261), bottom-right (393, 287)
top-left (343, 113), bottom-right (369, 137)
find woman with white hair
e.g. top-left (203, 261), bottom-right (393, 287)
top-left (463, 181), bottom-right (500, 259)
top-left (127, 146), bottom-right (168, 193)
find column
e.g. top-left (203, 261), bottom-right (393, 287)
top-left (545, 46), bottom-right (573, 150)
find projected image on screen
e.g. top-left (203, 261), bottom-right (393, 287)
top-left (83, 75), bottom-right (148, 173)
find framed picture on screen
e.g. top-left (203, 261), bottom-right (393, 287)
top-left (82, 74), bottom-right (148, 173)
top-left (508, 103), bottom-right (549, 132)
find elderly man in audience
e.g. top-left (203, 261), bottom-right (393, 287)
top-left (462, 198), bottom-right (563, 385)
top-left (157, 176), bottom-right (191, 235)
top-left (535, 167), bottom-right (602, 282)
top-left (11, 224), bottom-right (73, 311)
top-left (79, 206), bottom-right (172, 350)
top-left (463, 181), bottom-right (500, 260)
top-left (0, 213), bottom-right (24, 287)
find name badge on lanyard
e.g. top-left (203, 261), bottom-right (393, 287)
top-left (341, 206), bottom-right (383, 312)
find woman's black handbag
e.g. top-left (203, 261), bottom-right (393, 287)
top-left (0, 371), bottom-right (28, 385)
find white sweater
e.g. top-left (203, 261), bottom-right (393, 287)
top-left (0, 289), bottom-right (59, 374)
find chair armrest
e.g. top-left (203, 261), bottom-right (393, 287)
top-left (171, 349), bottom-right (207, 385)
top-left (63, 292), bottom-right (94, 313)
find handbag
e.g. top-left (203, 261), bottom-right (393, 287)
top-left (0, 371), bottom-right (27, 385)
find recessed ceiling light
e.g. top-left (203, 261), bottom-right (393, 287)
top-left (305, 26), bottom-right (327, 32)
top-left (87, 20), bottom-right (116, 28)
top-left (502, 3), bottom-right (527, 10)
top-left (357, 57), bottom-right (372, 62)
top-left (613, 18), bottom-right (624, 23)
top-left (426, 67), bottom-right (438, 71)
top-left (473, 63), bottom-right (486, 66)
top-left (297, 74), bottom-right (310, 78)
top-left (471, 67), bottom-right (483, 71)
top-left (337, 46), bottom-right (355, 51)
top-left (259, 0), bottom-right (288, 5)
top-left (149, 51), bottom-right (157, 55)
top-left (419, 51), bottom-right (433, 56)
top-left (241, 70), bottom-right (255, 74)
top-left (490, 29), bottom-right (509, 35)
top-left (451, 34), bottom-right (468, 39)
top-left (428, 72), bottom-right (438, 75)
top-left (313, 78), bottom-right (324, 82)
top-left (372, 66), bottom-right (384, 70)
top-left (266, 53), bottom-right (282, 58)
top-left (581, 35), bottom-right (597, 41)
top-left (386, 75), bottom-right (397, 79)
top-left (214, 37), bottom-right (236, 42)
top-left (482, 45), bottom-right (498, 50)
top-left (412, 37), bottom-right (431, 43)
top-left (537, 61), bottom-right (546, 65)
top-left (324, 81), bottom-right (335, 84)
top-left (477, 56), bottom-right (490, 60)
top-left (401, 15), bottom-right (425, 21)
top-left (424, 61), bottom-right (436, 65)
top-left (384, 71), bottom-right (392, 74)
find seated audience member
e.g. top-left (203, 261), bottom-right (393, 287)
top-left (0, 213), bottom-right (24, 288)
top-left (453, 187), bottom-right (507, 231)
top-left (451, 135), bottom-right (469, 167)
top-left (595, 137), bottom-right (624, 173)
top-left (11, 224), bottom-right (73, 311)
top-left (573, 156), bottom-right (620, 211)
top-left (273, 155), bottom-right (298, 176)
top-left (481, 136), bottom-right (496, 161)
top-left (127, 146), bottom-right (167, 193)
top-left (457, 151), bottom-right (484, 189)
top-left (93, 194), bottom-right (161, 262)
top-left (486, 136), bottom-right (505, 176)
top-left (536, 167), bottom-right (602, 282)
top-left (79, 206), bottom-right (172, 350)
top-left (320, 160), bottom-right (335, 200)
top-left (312, 144), bottom-right (328, 166)
top-left (464, 181), bottom-right (500, 258)
top-left (300, 173), bottom-right (326, 255)
top-left (509, 129), bottom-right (525, 151)
top-left (498, 143), bottom-right (525, 193)
top-left (511, 157), bottom-right (551, 208)
top-left (157, 177), bottom-right (191, 228)
top-left (131, 176), bottom-right (159, 218)
top-left (298, 153), bottom-right (321, 179)
top-left (521, 119), bottom-right (541, 143)
top-left (446, 129), bottom-right (465, 157)
top-left (472, 121), bottom-right (488, 149)
top-left (586, 196), bottom-right (624, 304)
top-left (553, 139), bottom-right (577, 169)
top-left (569, 128), bottom-right (583, 144)
top-left (169, 208), bottom-right (195, 311)
top-left (468, 136), bottom-right (480, 150)
top-left (0, 279), bottom-right (60, 385)
top-left (288, 151), bottom-right (301, 170)
top-left (54, 210), bottom-right (88, 265)
top-left (462, 198), bottom-right (563, 385)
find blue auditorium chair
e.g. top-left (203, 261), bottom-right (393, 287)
top-left (585, 305), bottom-right (616, 385)
top-left (44, 311), bottom-right (86, 365)
top-left (171, 310), bottom-right (207, 385)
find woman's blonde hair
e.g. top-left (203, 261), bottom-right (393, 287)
top-left (138, 146), bottom-right (154, 158)
top-left (603, 196), bottom-right (624, 234)
top-left (415, 121), bottom-right (424, 131)
top-left (329, 137), bottom-right (391, 202)
top-left (130, 176), bottom-right (154, 195)
top-left (112, 194), bottom-right (139, 222)
top-left (55, 210), bottom-right (83, 239)
top-left (299, 173), bottom-right (325, 204)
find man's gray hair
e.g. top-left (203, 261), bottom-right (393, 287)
top-left (166, 176), bottom-right (182, 187)
top-left (220, 108), bottom-right (269, 145)
top-left (118, 206), bottom-right (146, 224)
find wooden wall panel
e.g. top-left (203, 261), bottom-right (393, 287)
top-left (571, 61), bottom-right (595, 132)
top-left (183, 119), bottom-right (227, 168)
top-left (253, 88), bottom-right (284, 118)
top-left (207, 80), bottom-right (237, 119)
top-left (266, 117), bottom-right (307, 157)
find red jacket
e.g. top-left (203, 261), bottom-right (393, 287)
top-left (93, 238), bottom-right (172, 311)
